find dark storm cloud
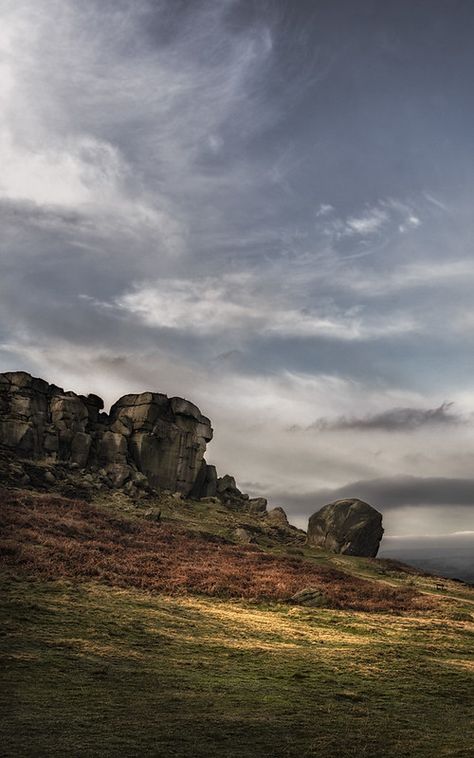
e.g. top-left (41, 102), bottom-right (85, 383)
top-left (299, 402), bottom-right (464, 432)
top-left (272, 476), bottom-right (474, 514)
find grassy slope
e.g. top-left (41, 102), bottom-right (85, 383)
top-left (2, 579), bottom-right (473, 758)
top-left (1, 487), bottom-right (474, 757)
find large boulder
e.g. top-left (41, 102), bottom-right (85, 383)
top-left (307, 498), bottom-right (384, 557)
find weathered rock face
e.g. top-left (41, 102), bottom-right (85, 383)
top-left (0, 371), bottom-right (213, 497)
top-left (307, 498), bottom-right (384, 557)
top-left (190, 461), bottom-right (218, 499)
top-left (108, 392), bottom-right (212, 493)
top-left (215, 474), bottom-right (268, 514)
top-left (266, 506), bottom-right (290, 528)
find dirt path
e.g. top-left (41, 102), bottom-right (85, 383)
top-left (331, 557), bottom-right (474, 605)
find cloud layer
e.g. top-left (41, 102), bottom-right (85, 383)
top-left (1, 0), bottom-right (474, 544)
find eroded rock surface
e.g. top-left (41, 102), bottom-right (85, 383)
top-left (290, 588), bottom-right (329, 607)
top-left (0, 371), bottom-right (212, 497)
top-left (108, 392), bottom-right (212, 493)
top-left (215, 474), bottom-right (268, 514)
top-left (266, 507), bottom-right (290, 527)
top-left (307, 498), bottom-right (384, 557)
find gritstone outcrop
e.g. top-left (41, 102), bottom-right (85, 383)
top-left (0, 371), bottom-right (214, 497)
top-left (0, 371), bottom-right (279, 520)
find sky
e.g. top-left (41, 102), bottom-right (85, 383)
top-left (1, 0), bottom-right (474, 572)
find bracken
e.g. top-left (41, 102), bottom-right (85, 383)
top-left (0, 488), bottom-right (433, 612)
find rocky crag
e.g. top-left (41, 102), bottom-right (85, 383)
top-left (0, 371), bottom-right (266, 512)
top-left (0, 371), bottom-right (385, 556)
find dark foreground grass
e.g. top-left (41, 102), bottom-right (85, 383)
top-left (1, 576), bottom-right (473, 758)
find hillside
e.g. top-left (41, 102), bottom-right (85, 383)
top-left (1, 484), bottom-right (473, 757)
top-left (1, 371), bottom-right (473, 756)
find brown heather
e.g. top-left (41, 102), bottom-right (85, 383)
top-left (0, 488), bottom-right (432, 612)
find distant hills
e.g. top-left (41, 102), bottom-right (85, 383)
top-left (380, 533), bottom-right (474, 584)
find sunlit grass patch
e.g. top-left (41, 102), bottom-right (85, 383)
top-left (1, 576), bottom-right (473, 758)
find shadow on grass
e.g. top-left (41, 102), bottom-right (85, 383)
top-left (1, 578), bottom-right (473, 758)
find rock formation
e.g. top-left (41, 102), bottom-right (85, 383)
top-left (306, 498), bottom-right (384, 557)
top-left (0, 371), bottom-right (267, 514)
top-left (215, 473), bottom-right (268, 513)
top-left (266, 506), bottom-right (290, 527)
top-left (290, 587), bottom-right (329, 607)
top-left (0, 371), bottom-right (213, 497)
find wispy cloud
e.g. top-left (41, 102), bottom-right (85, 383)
top-left (316, 203), bottom-right (334, 217)
top-left (319, 198), bottom-right (422, 242)
top-left (0, 0), bottom-right (276, 262)
top-left (300, 402), bottom-right (464, 432)
top-left (113, 276), bottom-right (416, 341)
top-left (340, 259), bottom-right (474, 297)
top-left (345, 207), bottom-right (389, 235)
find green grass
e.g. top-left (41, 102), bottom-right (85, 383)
top-left (94, 489), bottom-right (301, 545)
top-left (1, 575), bottom-right (473, 758)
